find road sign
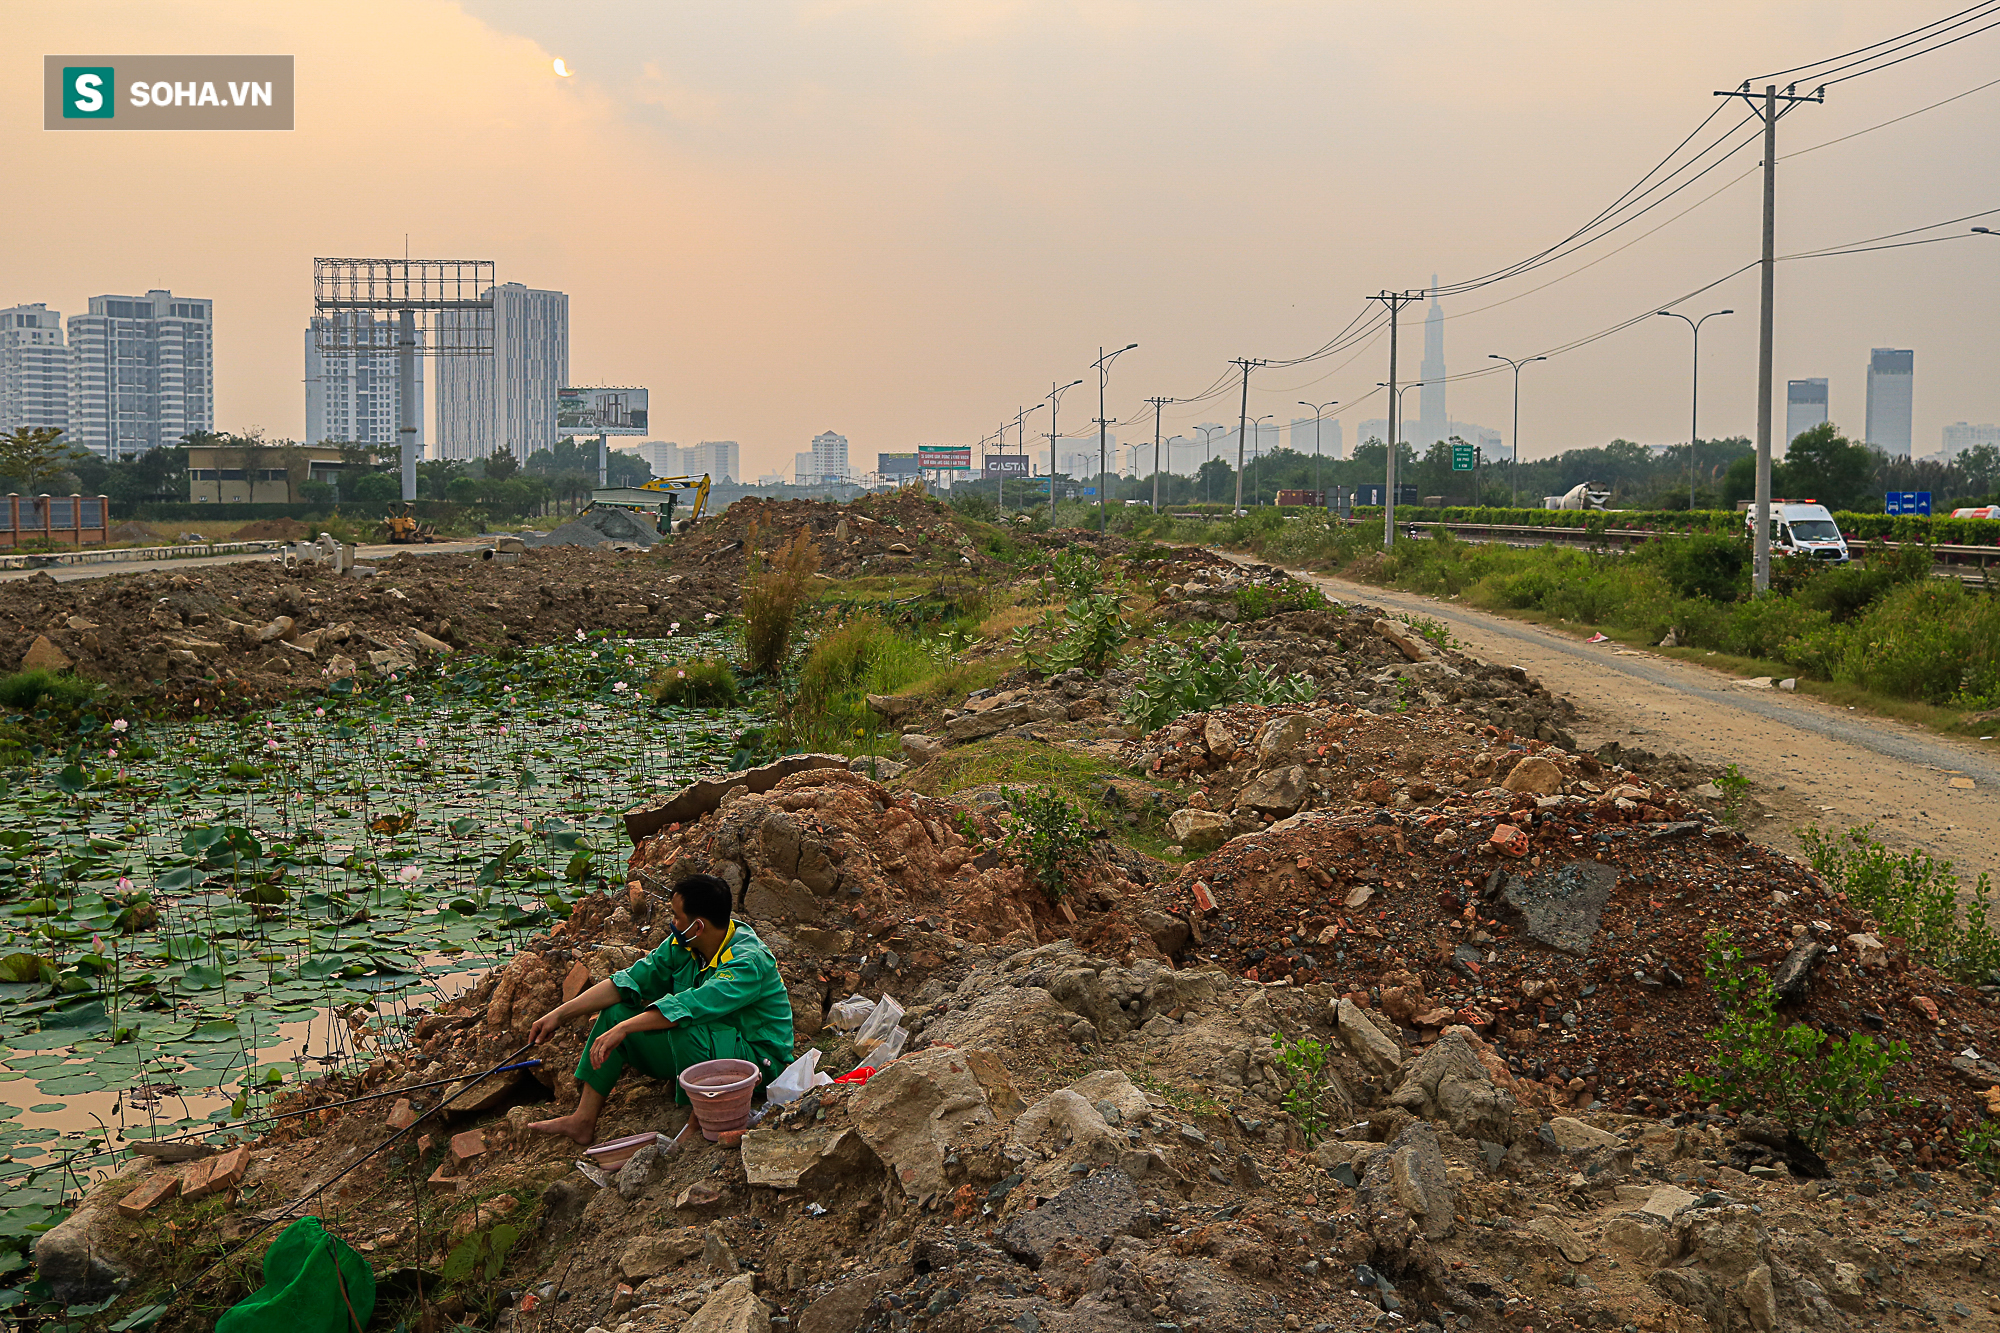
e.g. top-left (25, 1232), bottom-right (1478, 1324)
top-left (1886, 491), bottom-right (1933, 516)
top-left (1451, 443), bottom-right (1475, 472)
top-left (1082, 487), bottom-right (1097, 496)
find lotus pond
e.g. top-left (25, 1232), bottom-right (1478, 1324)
top-left (0, 631), bottom-right (758, 1264)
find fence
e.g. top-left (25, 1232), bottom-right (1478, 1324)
top-left (0, 495), bottom-right (111, 550)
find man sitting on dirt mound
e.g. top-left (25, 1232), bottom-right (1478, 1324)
top-left (525, 873), bottom-right (793, 1146)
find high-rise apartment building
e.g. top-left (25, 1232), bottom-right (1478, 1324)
top-left (67, 290), bottom-right (212, 460)
top-left (304, 313), bottom-right (424, 451)
top-left (0, 304), bottom-right (70, 434)
top-left (683, 440), bottom-right (739, 483)
top-left (804, 431), bottom-right (848, 484)
top-left (1289, 415), bottom-right (1343, 460)
top-left (627, 441), bottom-right (683, 476)
top-left (1864, 348), bottom-right (1914, 457)
top-left (437, 283), bottom-right (569, 461)
top-left (1942, 422), bottom-right (2000, 457)
top-left (1785, 378), bottom-right (1829, 448)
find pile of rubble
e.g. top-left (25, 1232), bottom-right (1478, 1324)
top-left (668, 491), bottom-right (996, 579)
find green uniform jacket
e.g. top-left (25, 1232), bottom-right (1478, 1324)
top-left (609, 921), bottom-right (794, 1077)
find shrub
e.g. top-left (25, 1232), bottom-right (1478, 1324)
top-left (1044, 548), bottom-right (1104, 600)
top-left (648, 657), bottom-right (741, 708)
top-left (742, 526), bottom-right (821, 674)
top-left (1799, 824), bottom-right (2000, 982)
top-left (1681, 930), bottom-right (1905, 1149)
top-left (950, 491), bottom-right (998, 522)
top-left (1231, 580), bottom-right (1329, 621)
top-left (1640, 532), bottom-right (1748, 602)
top-left (1123, 630), bottom-right (1316, 731)
top-left (0, 670), bottom-right (96, 713)
top-left (1826, 580), bottom-right (2000, 706)
top-left (1012, 593), bottom-right (1129, 676)
top-left (1000, 786), bottom-right (1092, 904)
top-left (1270, 1030), bottom-right (1334, 1144)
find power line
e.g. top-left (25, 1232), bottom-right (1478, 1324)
top-left (1750, 2), bottom-right (1998, 81)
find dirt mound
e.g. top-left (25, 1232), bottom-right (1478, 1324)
top-left (670, 490), bottom-right (993, 578)
top-left (107, 521), bottom-right (157, 544)
top-left (231, 517), bottom-right (311, 542)
top-left (0, 545), bottom-right (733, 710)
top-left (525, 506), bottom-right (663, 550)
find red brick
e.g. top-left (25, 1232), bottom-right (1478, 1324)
top-left (177, 1155), bottom-right (218, 1198)
top-left (1191, 881), bottom-right (1217, 914)
top-left (185, 1146), bottom-right (249, 1200)
top-left (562, 961), bottom-right (591, 1003)
top-left (426, 1163), bottom-right (462, 1194)
top-left (1489, 824), bottom-right (1530, 858)
top-left (116, 1172), bottom-right (180, 1218)
top-left (387, 1098), bottom-right (420, 1130)
top-left (449, 1129), bottom-right (486, 1163)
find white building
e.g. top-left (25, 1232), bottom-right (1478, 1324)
top-left (0, 304), bottom-right (69, 434)
top-left (1785, 378), bottom-right (1828, 448)
top-left (437, 283), bottom-right (569, 461)
top-left (1942, 422), bottom-right (2000, 457)
top-left (67, 291), bottom-right (212, 460)
top-left (1289, 415), bottom-right (1343, 460)
top-left (1864, 348), bottom-right (1913, 458)
top-left (624, 441), bottom-right (684, 476)
top-left (799, 431), bottom-right (848, 485)
top-left (304, 313), bottom-right (424, 451)
top-left (683, 440), bottom-right (739, 483)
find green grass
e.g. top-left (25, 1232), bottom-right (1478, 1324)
top-left (903, 736), bottom-right (1186, 861)
top-left (0, 669), bottom-right (97, 712)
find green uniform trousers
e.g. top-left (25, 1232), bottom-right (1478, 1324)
top-left (574, 1001), bottom-right (756, 1103)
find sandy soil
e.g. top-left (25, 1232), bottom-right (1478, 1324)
top-left (1251, 559), bottom-right (2000, 888)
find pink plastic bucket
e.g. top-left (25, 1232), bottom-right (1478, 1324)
top-left (678, 1059), bottom-right (761, 1141)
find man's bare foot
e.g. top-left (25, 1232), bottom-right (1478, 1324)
top-left (526, 1112), bottom-right (597, 1146)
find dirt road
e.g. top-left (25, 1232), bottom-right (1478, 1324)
top-left (0, 539), bottom-right (488, 584)
top-left (1258, 560), bottom-right (2000, 886)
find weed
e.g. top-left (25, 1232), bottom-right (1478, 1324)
top-left (1270, 1030), bottom-right (1334, 1144)
top-left (0, 670), bottom-right (96, 712)
top-left (1680, 930), bottom-right (1906, 1149)
top-left (1044, 548), bottom-right (1105, 600)
top-left (648, 657), bottom-right (742, 708)
top-left (1230, 581), bottom-right (1330, 621)
top-left (742, 526), bottom-right (821, 674)
top-left (1716, 763), bottom-right (1751, 824)
top-left (1961, 1120), bottom-right (2000, 1179)
top-left (1012, 593), bottom-right (1129, 676)
top-left (950, 491), bottom-right (998, 522)
top-left (1403, 616), bottom-right (1458, 652)
top-left (998, 785), bottom-right (1093, 904)
top-left (1123, 630), bottom-right (1316, 731)
top-left (1799, 824), bottom-right (2000, 982)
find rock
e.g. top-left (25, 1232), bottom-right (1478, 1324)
top-left (1772, 938), bottom-right (1828, 1003)
top-left (1236, 765), bottom-right (1310, 817)
top-left (1603, 1214), bottom-right (1677, 1268)
top-left (866, 693), bottom-right (923, 723)
top-left (801, 1274), bottom-right (891, 1333)
top-left (620, 1229), bottom-right (707, 1280)
top-left (1650, 1268), bottom-right (1729, 1328)
top-left (616, 1143), bottom-right (664, 1199)
top-left (846, 755), bottom-right (905, 780)
top-left (1846, 932), bottom-right (1888, 969)
top-left (680, 1272), bottom-right (770, 1333)
top-left (21, 634), bottom-right (71, 673)
top-left (997, 1168), bottom-right (1144, 1267)
top-left (410, 628), bottom-right (453, 655)
top-left (367, 647), bottom-right (414, 676)
top-left (1358, 1122), bottom-right (1454, 1240)
top-left (1135, 909), bottom-right (1191, 956)
top-left (944, 702), bottom-right (1032, 742)
top-left (33, 1177), bottom-right (137, 1304)
top-left (853, 1047), bottom-right (1005, 1199)
top-left (1202, 717), bottom-right (1236, 759)
top-left (1742, 1262), bottom-right (1778, 1331)
top-left (898, 733), bottom-right (943, 764)
top-left (703, 1227), bottom-right (740, 1276)
top-left (1777, 677), bottom-right (1797, 692)
top-left (1388, 1029), bottom-right (1520, 1143)
top-left (1639, 1184), bottom-right (1697, 1220)
top-left (1009, 1089), bottom-right (1122, 1163)
top-left (1497, 860), bottom-right (1616, 956)
top-left (623, 753), bottom-right (851, 843)
top-left (1335, 999), bottom-right (1404, 1077)
top-left (325, 653), bottom-right (358, 680)
top-left (1546, 1116), bottom-right (1621, 1153)
top-left (1374, 619), bottom-right (1431, 663)
top-left (740, 1123), bottom-right (874, 1190)
top-left (257, 616), bottom-right (295, 643)
top-left (1255, 714), bottom-right (1313, 764)
top-left (1828, 1261), bottom-right (1864, 1301)
top-left (1529, 1215), bottom-right (1593, 1263)
top-left (742, 875), bottom-right (821, 925)
top-left (1166, 807), bottom-right (1234, 854)
top-left (1658, 629), bottom-right (1678, 647)
top-left (1500, 754), bottom-right (1563, 796)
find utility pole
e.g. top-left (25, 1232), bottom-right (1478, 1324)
top-left (1229, 358), bottom-right (1266, 516)
top-left (1146, 397), bottom-right (1177, 513)
top-left (1046, 378), bottom-right (1082, 528)
top-left (1011, 404), bottom-right (1041, 516)
top-left (1093, 344), bottom-right (1137, 532)
top-left (1716, 80), bottom-right (1821, 592)
top-left (1369, 291), bottom-right (1419, 544)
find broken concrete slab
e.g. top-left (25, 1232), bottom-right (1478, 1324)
top-left (1166, 807), bottom-right (1233, 853)
top-left (1335, 999), bottom-right (1404, 1077)
top-left (996, 1168), bottom-right (1144, 1267)
top-left (1499, 859), bottom-right (1617, 956)
top-left (740, 1124), bottom-right (874, 1191)
top-left (624, 754), bottom-right (851, 844)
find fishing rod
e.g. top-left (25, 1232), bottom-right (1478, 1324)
top-left (169, 1040), bottom-right (540, 1314)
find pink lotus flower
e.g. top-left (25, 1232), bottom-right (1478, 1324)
top-left (110, 719), bottom-right (128, 733)
top-left (398, 865), bottom-right (423, 884)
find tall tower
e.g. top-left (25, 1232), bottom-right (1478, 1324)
top-left (1864, 348), bottom-right (1913, 458)
top-left (1416, 276), bottom-right (1446, 449)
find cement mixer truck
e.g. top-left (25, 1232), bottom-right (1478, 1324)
top-left (1542, 482), bottom-right (1611, 510)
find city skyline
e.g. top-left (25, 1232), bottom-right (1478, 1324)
top-left (5, 2), bottom-right (1997, 481)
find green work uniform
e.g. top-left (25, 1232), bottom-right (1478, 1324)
top-left (574, 920), bottom-right (793, 1102)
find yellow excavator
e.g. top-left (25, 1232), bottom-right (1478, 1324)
top-left (633, 474), bottom-right (711, 532)
top-left (380, 502), bottom-right (437, 544)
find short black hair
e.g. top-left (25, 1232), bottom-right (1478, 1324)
top-left (673, 874), bottom-right (733, 930)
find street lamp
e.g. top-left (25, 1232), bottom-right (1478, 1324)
top-left (1249, 413), bottom-right (1273, 506)
top-left (1376, 381), bottom-right (1424, 511)
top-left (1299, 400), bottom-right (1337, 507)
top-left (1045, 378), bottom-right (1083, 527)
top-left (1196, 424), bottom-right (1225, 506)
top-left (1975, 227), bottom-right (1998, 234)
top-left (1651, 310), bottom-right (1733, 510)
top-left (1093, 343), bottom-right (1138, 532)
top-left (1487, 354), bottom-right (1547, 508)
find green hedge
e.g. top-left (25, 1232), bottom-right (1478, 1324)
top-left (129, 500), bottom-right (484, 525)
top-left (1360, 506), bottom-right (2000, 546)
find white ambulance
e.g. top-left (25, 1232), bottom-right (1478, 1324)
top-left (1744, 500), bottom-right (1851, 564)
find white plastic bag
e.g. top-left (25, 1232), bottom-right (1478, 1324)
top-left (767, 1048), bottom-right (833, 1106)
top-left (829, 995), bottom-right (874, 1032)
top-left (854, 994), bottom-right (905, 1051)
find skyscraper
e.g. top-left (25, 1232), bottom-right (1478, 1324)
top-left (629, 441), bottom-right (684, 476)
top-left (683, 440), bottom-right (739, 483)
top-left (437, 283), bottom-right (569, 461)
top-left (304, 313), bottom-right (424, 451)
top-left (1864, 348), bottom-right (1913, 457)
top-left (1785, 378), bottom-right (1828, 448)
top-left (1416, 277), bottom-right (1447, 450)
top-left (1289, 415), bottom-right (1343, 461)
top-left (0, 304), bottom-right (69, 434)
top-left (67, 291), bottom-right (212, 460)
top-left (807, 431), bottom-right (849, 483)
